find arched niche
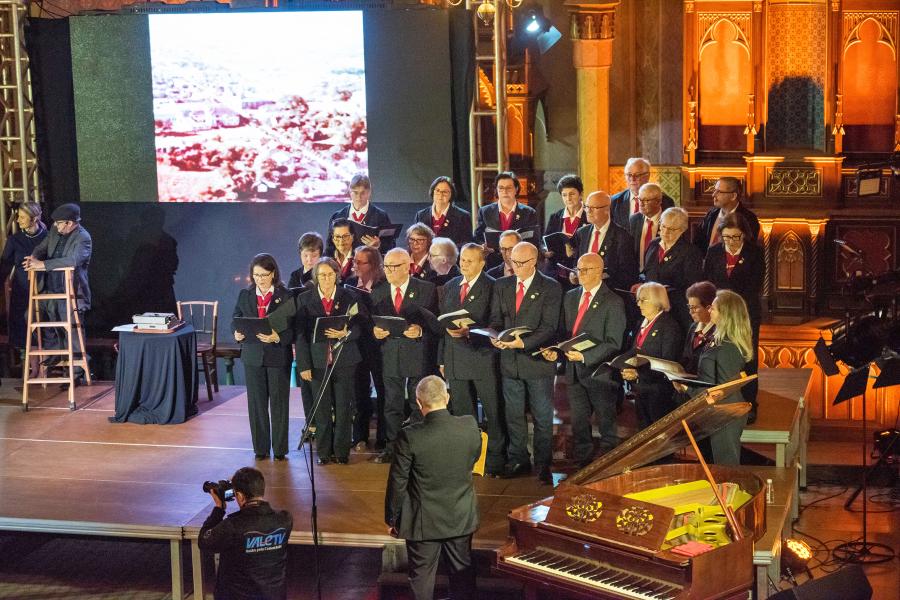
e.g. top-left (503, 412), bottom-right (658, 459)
top-left (842, 17), bottom-right (897, 152)
top-left (698, 18), bottom-right (752, 151)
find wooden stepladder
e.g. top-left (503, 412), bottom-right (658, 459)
top-left (22, 267), bottom-right (91, 411)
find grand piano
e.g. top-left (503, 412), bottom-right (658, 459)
top-left (496, 381), bottom-right (767, 600)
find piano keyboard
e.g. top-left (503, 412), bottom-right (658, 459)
top-left (505, 548), bottom-right (684, 600)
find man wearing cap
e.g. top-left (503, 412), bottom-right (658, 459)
top-left (23, 203), bottom-right (92, 376)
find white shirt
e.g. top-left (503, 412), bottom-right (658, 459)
top-left (392, 279), bottom-right (410, 302)
top-left (516, 271), bottom-right (536, 296)
top-left (349, 202), bottom-right (369, 220)
top-left (432, 204), bottom-right (449, 220)
top-left (318, 287), bottom-right (336, 303)
top-left (462, 272), bottom-right (481, 289)
top-left (590, 220), bottom-right (611, 253)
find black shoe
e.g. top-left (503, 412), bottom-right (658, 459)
top-left (484, 468), bottom-right (504, 478)
top-left (372, 451), bottom-right (393, 464)
top-left (316, 456), bottom-right (331, 465)
top-left (501, 463), bottom-right (532, 479)
top-left (537, 466), bottom-right (553, 485)
top-left (274, 455), bottom-right (287, 461)
top-left (335, 457), bottom-right (349, 465)
top-left (747, 406), bottom-right (758, 425)
top-left (255, 454), bottom-right (269, 460)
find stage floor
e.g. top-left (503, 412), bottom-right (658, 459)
top-left (0, 379), bottom-right (550, 552)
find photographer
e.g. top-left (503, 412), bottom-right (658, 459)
top-left (199, 467), bottom-right (293, 600)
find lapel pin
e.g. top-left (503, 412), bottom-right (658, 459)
top-left (409, 292), bottom-right (415, 298)
top-left (651, 331), bottom-right (658, 337)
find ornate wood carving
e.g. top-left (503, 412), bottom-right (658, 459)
top-left (698, 14), bottom-right (752, 60)
top-left (842, 12), bottom-right (898, 60)
top-left (776, 230), bottom-right (805, 292)
top-left (766, 167), bottom-right (823, 196)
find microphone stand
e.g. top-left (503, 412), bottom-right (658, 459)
top-left (297, 337), bottom-right (347, 600)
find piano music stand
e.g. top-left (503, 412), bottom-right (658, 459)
top-left (831, 363), bottom-right (895, 565)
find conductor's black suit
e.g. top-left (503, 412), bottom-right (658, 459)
top-left (385, 409), bottom-right (482, 600)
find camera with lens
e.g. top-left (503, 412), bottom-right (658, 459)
top-left (202, 479), bottom-right (234, 502)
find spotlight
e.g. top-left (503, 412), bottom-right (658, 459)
top-left (513, 6), bottom-right (562, 55)
top-left (525, 14), bottom-right (541, 33)
top-left (873, 428), bottom-right (899, 461)
top-left (782, 537), bottom-right (813, 585)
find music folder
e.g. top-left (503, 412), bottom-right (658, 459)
top-left (233, 317), bottom-right (271, 343)
top-left (350, 221), bottom-right (402, 243)
top-left (373, 315), bottom-right (408, 337)
top-left (313, 315), bottom-right (350, 344)
top-left (543, 232), bottom-right (573, 257)
top-left (438, 308), bottom-right (475, 330)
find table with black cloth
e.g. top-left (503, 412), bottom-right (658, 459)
top-left (112, 325), bottom-right (199, 424)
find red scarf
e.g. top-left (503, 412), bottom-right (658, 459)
top-left (256, 290), bottom-right (273, 318)
top-left (635, 313), bottom-right (661, 349)
top-left (431, 212), bottom-right (447, 233)
top-left (499, 209), bottom-right (515, 230)
top-left (563, 214), bottom-right (581, 236)
top-left (725, 251), bottom-right (740, 277)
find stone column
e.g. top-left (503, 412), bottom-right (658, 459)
top-left (565, 1), bottom-right (619, 193)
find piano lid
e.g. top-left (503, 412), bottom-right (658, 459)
top-left (568, 375), bottom-right (756, 486)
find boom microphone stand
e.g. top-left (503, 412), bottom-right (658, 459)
top-left (297, 336), bottom-right (348, 600)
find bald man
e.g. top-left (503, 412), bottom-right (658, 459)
top-left (570, 190), bottom-right (638, 293)
top-left (370, 248), bottom-right (441, 463)
top-left (542, 253), bottom-right (626, 467)
top-left (489, 242), bottom-right (561, 484)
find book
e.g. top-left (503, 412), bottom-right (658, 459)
top-left (596, 348), bottom-right (716, 387)
top-left (483, 226), bottom-right (538, 250)
top-left (469, 326), bottom-right (532, 343)
top-left (349, 221), bottom-right (402, 242)
top-left (373, 315), bottom-right (409, 337)
top-left (543, 232), bottom-right (573, 257)
top-left (233, 317), bottom-right (272, 343)
top-left (132, 312), bottom-right (176, 325)
top-left (313, 315), bottom-right (351, 344)
top-left (437, 308), bottom-right (476, 330)
top-left (531, 333), bottom-right (596, 357)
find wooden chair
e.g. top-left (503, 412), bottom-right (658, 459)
top-left (177, 301), bottom-right (218, 402)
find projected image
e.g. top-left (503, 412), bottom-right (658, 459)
top-left (149, 13), bottom-right (366, 202)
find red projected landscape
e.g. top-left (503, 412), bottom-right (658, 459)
top-left (150, 13), bottom-right (367, 203)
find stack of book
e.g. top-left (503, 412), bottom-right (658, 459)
top-left (132, 312), bottom-right (178, 331)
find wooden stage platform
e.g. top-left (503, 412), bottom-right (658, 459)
top-left (0, 369), bottom-right (812, 598)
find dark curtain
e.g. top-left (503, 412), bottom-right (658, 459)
top-left (448, 8), bottom-right (474, 212)
top-left (25, 17), bottom-right (80, 210)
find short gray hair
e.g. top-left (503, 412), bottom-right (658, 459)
top-left (624, 157), bottom-right (651, 172)
top-left (637, 282), bottom-right (670, 312)
top-left (416, 375), bottom-right (449, 410)
top-left (661, 206), bottom-right (689, 231)
top-left (429, 237), bottom-right (458, 262)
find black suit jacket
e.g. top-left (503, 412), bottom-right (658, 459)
top-left (631, 311), bottom-right (683, 390)
top-left (326, 203), bottom-right (395, 255)
top-left (571, 223), bottom-right (638, 292)
top-left (681, 322), bottom-right (716, 375)
top-left (688, 339), bottom-right (747, 407)
top-left (287, 266), bottom-right (313, 289)
top-left (32, 224), bottom-right (92, 311)
top-left (414, 204), bottom-right (473, 247)
top-left (473, 202), bottom-right (540, 244)
top-left (370, 278), bottom-right (440, 378)
top-left (439, 273), bottom-right (497, 380)
top-left (560, 284), bottom-right (626, 384)
top-left (642, 235), bottom-right (704, 332)
top-left (694, 203), bottom-right (761, 254)
top-left (294, 286), bottom-right (364, 371)
top-left (385, 409), bottom-right (481, 541)
top-left (489, 272), bottom-right (561, 379)
top-left (610, 189), bottom-right (674, 230)
top-left (231, 286), bottom-right (295, 368)
top-left (702, 241), bottom-right (764, 327)
top-left (545, 208), bottom-right (584, 238)
top-left (486, 262), bottom-right (509, 279)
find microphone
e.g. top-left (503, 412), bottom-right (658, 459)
top-left (834, 239), bottom-right (863, 258)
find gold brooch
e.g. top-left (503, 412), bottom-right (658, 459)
top-left (565, 493), bottom-right (604, 523)
top-left (664, 256), bottom-right (671, 262)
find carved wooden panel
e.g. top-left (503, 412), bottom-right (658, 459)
top-left (776, 230), bottom-right (805, 291)
top-left (766, 167), bottom-right (822, 197)
top-left (833, 225), bottom-right (893, 281)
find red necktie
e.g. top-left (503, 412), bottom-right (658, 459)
top-left (572, 291), bottom-right (592, 334)
top-left (657, 245), bottom-right (666, 264)
top-left (692, 329), bottom-right (704, 349)
top-left (393, 286), bottom-right (403, 314)
top-left (352, 211), bottom-right (363, 222)
top-left (632, 194), bottom-right (640, 214)
top-left (590, 229), bottom-right (600, 254)
top-left (322, 297), bottom-right (333, 315)
top-left (409, 263), bottom-right (419, 276)
top-left (460, 281), bottom-right (469, 303)
top-left (515, 281), bottom-right (525, 313)
top-left (256, 291), bottom-right (272, 318)
top-left (726, 251), bottom-right (739, 277)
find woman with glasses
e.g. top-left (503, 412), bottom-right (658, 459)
top-left (295, 258), bottom-right (364, 465)
top-left (232, 254), bottom-right (295, 460)
top-left (683, 290), bottom-right (755, 465)
top-left (702, 212), bottom-right (764, 422)
top-left (637, 207), bottom-right (703, 334)
top-left (405, 223), bottom-right (434, 280)
top-left (681, 281), bottom-right (718, 375)
top-left (413, 176), bottom-right (473, 246)
top-left (621, 282), bottom-right (683, 429)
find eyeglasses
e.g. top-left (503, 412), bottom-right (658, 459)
top-left (499, 246), bottom-right (516, 253)
top-left (713, 188), bottom-right (736, 196)
top-left (408, 237), bottom-right (429, 244)
top-left (384, 263), bottom-right (407, 271)
top-left (625, 172), bottom-right (650, 180)
top-left (496, 184), bottom-right (517, 192)
top-left (429, 253), bottom-right (448, 260)
top-left (688, 305), bottom-right (708, 313)
top-left (252, 271), bottom-right (274, 279)
top-left (573, 267), bottom-right (599, 275)
top-left (317, 272), bottom-right (337, 279)
top-left (659, 224), bottom-right (683, 232)
top-left (636, 297), bottom-right (652, 305)
top-left (333, 233), bottom-right (353, 241)
top-left (638, 197), bottom-right (661, 204)
top-left (433, 189), bottom-right (452, 196)
top-left (721, 234), bottom-right (743, 242)
top-left (584, 204), bottom-right (609, 212)
top-left (511, 258), bottom-right (535, 268)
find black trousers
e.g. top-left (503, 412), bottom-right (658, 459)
top-left (406, 535), bottom-right (476, 600)
top-left (311, 365), bottom-right (355, 460)
top-left (448, 376), bottom-right (506, 472)
top-left (568, 375), bottom-right (619, 463)
top-left (41, 301), bottom-right (85, 356)
top-left (383, 375), bottom-right (422, 445)
top-left (353, 361), bottom-right (386, 446)
top-left (244, 363), bottom-right (290, 457)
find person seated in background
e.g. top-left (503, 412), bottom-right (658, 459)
top-left (627, 183), bottom-right (665, 272)
top-left (486, 230), bottom-right (521, 279)
top-left (542, 253), bottom-right (626, 467)
top-left (474, 171), bottom-right (539, 269)
top-left (326, 173), bottom-right (394, 254)
top-left (703, 212), bottom-right (764, 423)
top-left (621, 282), bottom-right (682, 430)
top-left (637, 206), bottom-right (703, 334)
top-left (295, 258), bottom-right (364, 465)
top-left (1, 203), bottom-right (47, 357)
top-left (425, 236), bottom-right (460, 290)
top-left (610, 157), bottom-right (674, 229)
top-left (682, 290), bottom-right (755, 465)
top-left (287, 231), bottom-right (323, 289)
top-left (405, 223), bottom-right (434, 280)
top-left (328, 218), bottom-right (356, 280)
top-left (681, 281), bottom-right (717, 376)
top-left (231, 253), bottom-right (294, 461)
top-left (414, 176), bottom-right (472, 247)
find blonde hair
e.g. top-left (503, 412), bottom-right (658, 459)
top-left (637, 282), bottom-right (670, 312)
top-left (713, 290), bottom-right (754, 361)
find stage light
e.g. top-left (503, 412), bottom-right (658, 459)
top-left (525, 14), bottom-right (541, 33)
top-left (873, 428), bottom-right (899, 460)
top-left (782, 537), bottom-right (813, 585)
top-left (513, 6), bottom-right (562, 55)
